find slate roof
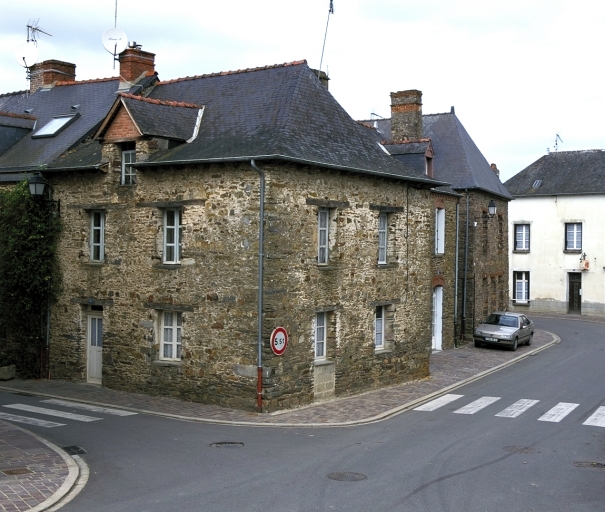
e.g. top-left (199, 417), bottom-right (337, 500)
top-left (358, 112), bottom-right (511, 200)
top-left (504, 150), bottom-right (605, 197)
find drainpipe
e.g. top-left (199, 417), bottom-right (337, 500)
top-left (453, 200), bottom-right (460, 348)
top-left (250, 160), bottom-right (265, 413)
top-left (461, 191), bottom-right (469, 342)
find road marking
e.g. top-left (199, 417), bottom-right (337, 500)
top-left (42, 399), bottom-right (138, 416)
top-left (0, 411), bottom-right (65, 428)
top-left (495, 399), bottom-right (540, 418)
top-left (454, 396), bottom-right (501, 414)
top-left (583, 407), bottom-right (605, 427)
top-left (414, 394), bottom-right (464, 411)
top-left (538, 402), bottom-right (579, 422)
top-left (3, 404), bottom-right (102, 422)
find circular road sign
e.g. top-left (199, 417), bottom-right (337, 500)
top-left (270, 327), bottom-right (288, 356)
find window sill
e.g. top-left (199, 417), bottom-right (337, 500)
top-left (564, 250), bottom-right (582, 254)
top-left (152, 360), bottom-right (182, 367)
top-left (374, 348), bottom-right (392, 355)
top-left (513, 301), bottom-right (530, 306)
top-left (314, 359), bottom-right (334, 367)
top-left (153, 263), bottom-right (182, 270)
top-left (377, 262), bottom-right (398, 269)
top-left (513, 250), bottom-right (530, 254)
top-left (434, 252), bottom-right (445, 257)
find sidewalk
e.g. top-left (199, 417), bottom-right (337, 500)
top-left (0, 330), bottom-right (558, 511)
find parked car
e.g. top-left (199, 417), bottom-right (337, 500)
top-left (473, 312), bottom-right (534, 351)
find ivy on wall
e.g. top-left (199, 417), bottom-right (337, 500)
top-left (0, 180), bottom-right (61, 376)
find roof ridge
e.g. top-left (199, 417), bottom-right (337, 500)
top-left (0, 111), bottom-right (36, 121)
top-left (158, 60), bottom-right (308, 85)
top-left (0, 90), bottom-right (28, 98)
top-left (55, 77), bottom-right (119, 86)
top-left (119, 93), bottom-right (203, 109)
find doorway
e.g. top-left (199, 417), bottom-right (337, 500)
top-left (568, 273), bottom-right (582, 315)
top-left (432, 286), bottom-right (443, 351)
top-left (87, 311), bottom-right (103, 384)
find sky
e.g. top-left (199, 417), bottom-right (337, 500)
top-left (2, 0), bottom-right (604, 183)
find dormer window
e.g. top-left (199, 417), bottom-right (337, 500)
top-left (32, 113), bottom-right (80, 138)
top-left (426, 156), bottom-right (434, 177)
top-left (121, 143), bottom-right (136, 185)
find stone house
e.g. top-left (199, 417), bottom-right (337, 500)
top-left (505, 150), bottom-right (605, 317)
top-left (0, 47), bottom-right (448, 411)
top-left (359, 90), bottom-right (512, 347)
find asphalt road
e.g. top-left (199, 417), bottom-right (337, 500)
top-left (0, 315), bottom-right (603, 511)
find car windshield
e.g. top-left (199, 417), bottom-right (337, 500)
top-left (484, 314), bottom-right (518, 328)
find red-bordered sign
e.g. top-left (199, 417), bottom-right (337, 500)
top-left (270, 327), bottom-right (288, 356)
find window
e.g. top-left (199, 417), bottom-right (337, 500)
top-left (515, 224), bottom-right (530, 251)
top-left (315, 312), bottom-right (326, 359)
top-left (513, 271), bottom-right (530, 303)
top-left (375, 306), bottom-right (385, 348)
top-left (121, 149), bottom-right (136, 185)
top-left (435, 208), bottom-right (445, 254)
top-left (565, 223), bottom-right (582, 251)
top-left (90, 210), bottom-right (105, 262)
top-left (378, 213), bottom-right (388, 264)
top-left (32, 114), bottom-right (79, 138)
top-left (318, 209), bottom-right (329, 264)
top-left (163, 209), bottom-right (182, 263)
top-left (160, 312), bottom-right (182, 360)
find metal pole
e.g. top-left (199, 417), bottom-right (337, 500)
top-left (461, 191), bottom-right (469, 341)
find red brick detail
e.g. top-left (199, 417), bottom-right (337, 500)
top-left (118, 93), bottom-right (202, 109)
top-left (432, 275), bottom-right (445, 288)
top-left (29, 60), bottom-right (76, 93)
top-left (391, 104), bottom-right (421, 113)
top-left (103, 107), bottom-right (141, 141)
top-left (0, 111), bottom-right (36, 121)
top-left (119, 48), bottom-right (156, 83)
top-left (434, 198), bottom-right (445, 209)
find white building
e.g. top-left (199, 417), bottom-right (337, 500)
top-left (505, 150), bottom-right (605, 317)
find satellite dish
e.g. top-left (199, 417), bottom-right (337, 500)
top-left (15, 41), bottom-right (38, 68)
top-left (102, 27), bottom-right (128, 57)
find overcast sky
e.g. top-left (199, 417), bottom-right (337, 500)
top-left (2, 0), bottom-right (604, 182)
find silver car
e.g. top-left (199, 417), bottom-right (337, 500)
top-left (473, 312), bottom-right (534, 351)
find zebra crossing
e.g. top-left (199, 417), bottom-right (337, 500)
top-left (0, 399), bottom-right (137, 428)
top-left (413, 394), bottom-right (605, 427)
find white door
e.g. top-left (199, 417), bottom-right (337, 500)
top-left (432, 286), bottom-right (443, 351)
top-left (87, 315), bottom-right (103, 384)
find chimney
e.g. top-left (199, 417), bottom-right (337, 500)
top-left (490, 163), bottom-right (500, 177)
top-left (118, 44), bottom-right (156, 85)
top-left (390, 89), bottom-right (423, 141)
top-left (311, 69), bottom-right (329, 89)
top-left (29, 60), bottom-right (76, 93)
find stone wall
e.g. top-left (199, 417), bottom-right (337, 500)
top-left (47, 153), bottom-right (434, 412)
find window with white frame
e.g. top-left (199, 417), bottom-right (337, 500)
top-left (435, 208), bottom-right (445, 254)
top-left (513, 271), bottom-right (530, 303)
top-left (163, 208), bottom-right (182, 263)
top-left (160, 311), bottom-right (182, 360)
top-left (315, 312), bottom-right (326, 359)
top-left (318, 209), bottom-right (329, 265)
top-left (375, 306), bottom-right (385, 348)
top-left (121, 149), bottom-right (136, 185)
top-left (565, 223), bottom-right (582, 251)
top-left (90, 210), bottom-right (105, 262)
top-left (378, 212), bottom-right (388, 264)
top-left (515, 224), bottom-right (530, 251)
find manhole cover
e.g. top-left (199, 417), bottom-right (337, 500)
top-left (2, 468), bottom-right (33, 476)
top-left (210, 442), bottom-right (244, 448)
top-left (327, 472), bottom-right (367, 482)
top-left (574, 462), bottom-right (605, 469)
top-left (503, 446), bottom-right (535, 455)
top-left (62, 446), bottom-right (87, 455)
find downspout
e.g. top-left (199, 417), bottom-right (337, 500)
top-left (250, 160), bottom-right (265, 413)
top-left (453, 200), bottom-right (460, 348)
top-left (461, 190), bottom-right (469, 342)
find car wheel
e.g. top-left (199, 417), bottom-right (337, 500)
top-left (510, 338), bottom-right (518, 351)
top-left (526, 333), bottom-right (533, 346)
top-left (475, 340), bottom-right (482, 348)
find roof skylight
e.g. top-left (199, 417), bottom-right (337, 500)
top-left (32, 113), bottom-right (80, 138)
top-left (532, 180), bottom-right (542, 188)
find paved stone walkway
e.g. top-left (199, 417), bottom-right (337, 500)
top-left (0, 330), bottom-right (558, 511)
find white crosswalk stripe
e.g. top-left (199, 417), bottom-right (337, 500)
top-left (583, 406), bottom-right (605, 427)
top-left (0, 411), bottom-right (65, 428)
top-left (538, 402), bottom-right (579, 423)
top-left (495, 399), bottom-right (540, 418)
top-left (414, 394), bottom-right (464, 411)
top-left (41, 399), bottom-right (138, 416)
top-left (454, 396), bottom-right (501, 414)
top-left (3, 404), bottom-right (102, 422)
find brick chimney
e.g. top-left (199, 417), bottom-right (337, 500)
top-left (390, 89), bottom-right (423, 141)
top-left (490, 163), bottom-right (500, 177)
top-left (29, 60), bottom-right (76, 93)
top-left (118, 45), bottom-right (156, 85)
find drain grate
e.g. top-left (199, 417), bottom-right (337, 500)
top-left (503, 446), bottom-right (536, 455)
top-left (574, 462), bottom-right (605, 469)
top-left (62, 446), bottom-right (87, 455)
top-left (210, 442), bottom-right (244, 448)
top-left (327, 472), bottom-right (367, 482)
top-left (2, 468), bottom-right (33, 476)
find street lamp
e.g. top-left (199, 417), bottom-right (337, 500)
top-left (28, 173), bottom-right (48, 197)
top-left (488, 200), bottom-right (497, 217)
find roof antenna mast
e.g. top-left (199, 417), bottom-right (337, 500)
top-left (554, 133), bottom-right (563, 151)
top-left (317, 1), bottom-right (334, 79)
top-left (101, 0), bottom-right (128, 69)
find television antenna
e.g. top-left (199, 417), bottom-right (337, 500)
top-left (554, 133), bottom-right (563, 151)
top-left (317, 1), bottom-right (334, 80)
top-left (101, 0), bottom-right (128, 68)
top-left (15, 20), bottom-right (52, 79)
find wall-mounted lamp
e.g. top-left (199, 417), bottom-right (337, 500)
top-left (488, 200), bottom-right (497, 217)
